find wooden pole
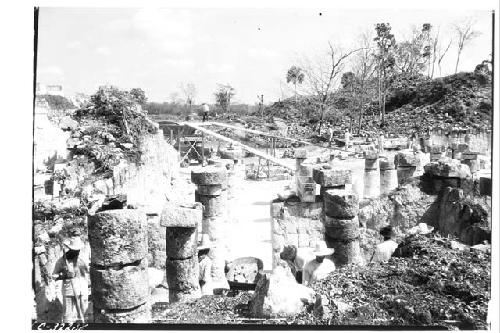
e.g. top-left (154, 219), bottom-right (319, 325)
top-left (201, 132), bottom-right (205, 165)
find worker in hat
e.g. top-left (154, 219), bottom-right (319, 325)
top-left (52, 236), bottom-right (89, 322)
top-left (370, 225), bottom-right (399, 263)
top-left (202, 103), bottom-right (210, 122)
top-left (197, 234), bottom-right (213, 295)
top-left (280, 245), bottom-right (315, 284)
top-left (303, 241), bottom-right (336, 286)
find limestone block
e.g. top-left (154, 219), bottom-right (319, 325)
top-left (191, 167), bottom-right (227, 186)
top-left (364, 169), bottom-right (380, 199)
top-left (430, 152), bottom-right (445, 161)
top-left (160, 203), bottom-right (202, 228)
top-left (462, 159), bottom-right (480, 173)
top-left (462, 152), bottom-right (480, 160)
top-left (364, 158), bottom-right (379, 171)
top-left (197, 184), bottom-right (223, 196)
top-left (430, 146), bottom-right (446, 153)
top-left (93, 302), bottom-right (150, 323)
top-left (297, 164), bottom-right (313, 177)
top-left (198, 194), bottom-right (225, 217)
top-left (165, 257), bottom-right (200, 300)
top-left (165, 227), bottom-right (198, 260)
top-left (294, 148), bottom-right (307, 159)
top-left (272, 219), bottom-right (285, 235)
top-left (423, 159), bottom-right (471, 178)
top-left (397, 166), bottom-right (417, 185)
top-left (272, 234), bottom-right (286, 250)
top-left (88, 209), bottom-right (148, 266)
top-left (380, 169), bottom-right (398, 195)
top-left (285, 233), bottom-right (299, 247)
top-left (363, 151), bottom-right (379, 160)
top-left (394, 152), bottom-right (419, 167)
top-left (323, 216), bottom-right (360, 241)
top-left (312, 167), bottom-right (352, 187)
top-left (324, 190), bottom-right (359, 219)
top-left (270, 202), bottom-right (284, 218)
top-left (452, 151), bottom-right (462, 160)
top-left (298, 233), bottom-right (310, 248)
top-left (379, 157), bottom-right (396, 170)
top-left (91, 259), bottom-right (149, 310)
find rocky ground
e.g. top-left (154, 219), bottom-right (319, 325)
top-left (151, 232), bottom-right (491, 329)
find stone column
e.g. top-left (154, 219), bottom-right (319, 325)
top-left (379, 156), bottom-right (398, 195)
top-left (395, 151), bottom-right (419, 186)
top-left (363, 151), bottom-right (380, 199)
top-left (191, 167), bottom-right (229, 291)
top-left (323, 189), bottom-right (363, 266)
top-left (160, 203), bottom-right (202, 302)
top-left (312, 165), bottom-right (352, 198)
top-left (295, 149), bottom-right (315, 203)
top-left (213, 159), bottom-right (236, 200)
top-left (88, 209), bottom-right (150, 323)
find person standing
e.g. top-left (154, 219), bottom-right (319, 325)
top-left (197, 234), bottom-right (213, 295)
top-left (52, 236), bottom-right (89, 323)
top-left (202, 103), bottom-right (210, 122)
top-left (303, 241), bottom-right (336, 286)
top-left (370, 225), bottom-right (399, 263)
top-left (280, 245), bottom-right (315, 284)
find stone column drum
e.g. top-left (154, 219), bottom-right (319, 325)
top-left (322, 189), bottom-right (363, 266)
top-left (88, 209), bottom-right (150, 323)
top-left (363, 151), bottom-right (380, 199)
top-left (160, 203), bottom-right (203, 302)
top-left (294, 149), bottom-right (315, 202)
top-left (191, 167), bottom-right (230, 290)
top-left (395, 151), bottom-right (419, 186)
top-left (379, 157), bottom-right (398, 195)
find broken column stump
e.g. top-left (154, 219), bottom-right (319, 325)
top-left (423, 159), bottom-right (472, 193)
top-left (395, 151), bottom-right (419, 186)
top-left (322, 189), bottom-right (363, 266)
top-left (363, 151), bottom-right (380, 199)
top-left (161, 203), bottom-right (202, 302)
top-left (295, 149), bottom-right (315, 203)
top-left (191, 167), bottom-right (230, 291)
top-left (379, 157), bottom-right (398, 195)
top-left (88, 209), bottom-right (150, 323)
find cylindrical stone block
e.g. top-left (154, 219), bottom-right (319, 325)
top-left (165, 227), bottom-right (198, 260)
top-left (191, 167), bottom-right (227, 186)
top-left (93, 302), bottom-right (150, 323)
top-left (90, 259), bottom-right (149, 310)
top-left (323, 190), bottom-right (359, 218)
top-left (323, 216), bottom-right (360, 240)
top-left (165, 257), bottom-right (201, 303)
top-left (198, 194), bottom-right (225, 218)
top-left (208, 245), bottom-right (230, 290)
top-left (202, 216), bottom-right (226, 241)
top-left (319, 185), bottom-right (344, 198)
top-left (364, 158), bottom-right (379, 171)
top-left (364, 169), bottom-right (380, 199)
top-left (88, 209), bottom-right (148, 266)
top-left (380, 169), bottom-right (398, 195)
top-left (397, 166), bottom-right (417, 185)
top-left (325, 238), bottom-right (364, 266)
top-left (197, 184), bottom-right (223, 196)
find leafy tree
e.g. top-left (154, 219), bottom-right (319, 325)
top-left (180, 82), bottom-right (197, 112)
top-left (286, 66), bottom-right (305, 102)
top-left (453, 18), bottom-right (481, 74)
top-left (129, 88), bottom-right (147, 106)
top-left (374, 23), bottom-right (397, 123)
top-left (214, 84), bottom-right (235, 113)
top-left (394, 24), bottom-right (432, 77)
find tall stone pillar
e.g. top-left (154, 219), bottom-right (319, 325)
top-left (363, 151), bottom-right (380, 199)
top-left (191, 167), bottom-right (229, 291)
top-left (88, 209), bottom-right (150, 323)
top-left (379, 156), bottom-right (398, 195)
top-left (395, 151), bottom-right (419, 186)
top-left (323, 189), bottom-right (363, 266)
top-left (160, 203), bottom-right (202, 302)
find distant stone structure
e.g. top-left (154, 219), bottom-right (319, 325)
top-left (36, 83), bottom-right (64, 96)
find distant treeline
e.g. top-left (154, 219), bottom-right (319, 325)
top-left (145, 102), bottom-right (260, 117)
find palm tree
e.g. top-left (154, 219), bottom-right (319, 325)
top-left (286, 66), bottom-right (305, 102)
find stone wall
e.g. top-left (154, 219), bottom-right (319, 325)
top-left (270, 200), bottom-right (324, 268)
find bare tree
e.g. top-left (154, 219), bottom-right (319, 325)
top-left (302, 42), bottom-right (361, 134)
top-left (453, 18), bottom-right (481, 74)
top-left (179, 82), bottom-right (197, 111)
top-left (437, 38), bottom-right (453, 76)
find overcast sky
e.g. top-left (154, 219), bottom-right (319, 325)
top-left (36, 7), bottom-right (493, 104)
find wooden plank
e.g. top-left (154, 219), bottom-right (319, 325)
top-left (182, 122), bottom-right (294, 170)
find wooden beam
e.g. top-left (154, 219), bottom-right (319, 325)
top-left (181, 122), bottom-right (294, 170)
